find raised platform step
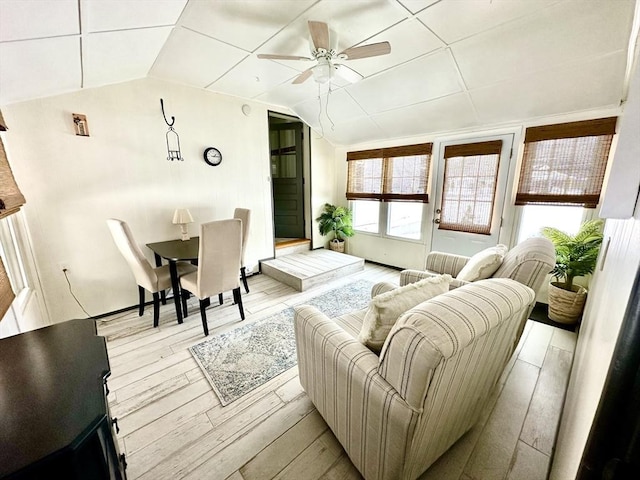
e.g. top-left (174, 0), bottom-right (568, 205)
top-left (275, 238), bottom-right (310, 258)
top-left (261, 249), bottom-right (365, 291)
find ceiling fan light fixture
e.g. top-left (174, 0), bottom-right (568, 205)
top-left (312, 58), bottom-right (332, 84)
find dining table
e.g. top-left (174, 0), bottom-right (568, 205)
top-left (146, 237), bottom-right (199, 324)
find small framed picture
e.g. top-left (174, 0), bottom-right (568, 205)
top-left (72, 113), bottom-right (89, 136)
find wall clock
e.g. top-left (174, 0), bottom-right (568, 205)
top-left (203, 147), bottom-right (222, 166)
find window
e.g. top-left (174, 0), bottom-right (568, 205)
top-left (387, 202), bottom-right (422, 239)
top-left (0, 132), bottom-right (26, 319)
top-left (351, 200), bottom-right (379, 233)
top-left (439, 140), bottom-right (502, 235)
top-left (517, 205), bottom-right (586, 244)
top-left (516, 117), bottom-right (616, 208)
top-left (347, 143), bottom-right (432, 240)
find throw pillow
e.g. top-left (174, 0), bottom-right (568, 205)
top-left (456, 244), bottom-right (508, 282)
top-left (358, 274), bottom-right (451, 353)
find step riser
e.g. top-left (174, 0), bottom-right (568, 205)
top-left (261, 250), bottom-right (365, 292)
top-left (275, 242), bottom-right (310, 258)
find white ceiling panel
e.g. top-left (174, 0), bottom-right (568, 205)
top-left (256, 73), bottom-right (349, 107)
top-left (209, 55), bottom-right (300, 99)
top-left (417, 0), bottom-right (560, 44)
top-left (256, 79), bottom-right (331, 107)
top-left (396, 0), bottom-right (440, 15)
top-left (292, 89), bottom-right (368, 129)
top-left (470, 52), bottom-right (627, 124)
top-left (0, 36), bottom-right (81, 104)
top-left (345, 18), bottom-right (445, 78)
top-left (181, 0), bottom-right (316, 52)
top-left (150, 27), bottom-right (248, 88)
top-left (372, 93), bottom-right (478, 138)
top-left (347, 50), bottom-right (463, 114)
top-left (452, 0), bottom-right (635, 90)
top-left (84, 0), bottom-right (187, 32)
top-left (0, 0), bottom-right (78, 42)
top-left (312, 115), bottom-right (386, 146)
top-left (84, 28), bottom-right (173, 88)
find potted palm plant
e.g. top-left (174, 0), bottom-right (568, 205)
top-left (316, 203), bottom-right (354, 253)
top-left (541, 219), bottom-right (604, 324)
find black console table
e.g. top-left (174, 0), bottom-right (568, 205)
top-left (0, 319), bottom-right (126, 479)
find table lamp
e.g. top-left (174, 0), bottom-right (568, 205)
top-left (172, 208), bottom-right (194, 241)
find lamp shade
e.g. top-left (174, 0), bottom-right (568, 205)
top-left (172, 208), bottom-right (193, 224)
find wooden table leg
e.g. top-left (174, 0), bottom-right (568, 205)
top-left (169, 260), bottom-right (183, 324)
top-left (154, 253), bottom-right (167, 305)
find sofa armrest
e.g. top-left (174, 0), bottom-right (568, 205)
top-left (399, 270), bottom-right (469, 290)
top-left (425, 251), bottom-right (470, 277)
top-left (399, 269), bottom-right (439, 286)
top-left (371, 281), bottom-right (397, 297)
top-left (294, 305), bottom-right (418, 479)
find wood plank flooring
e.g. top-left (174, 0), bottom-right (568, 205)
top-left (96, 262), bottom-right (576, 480)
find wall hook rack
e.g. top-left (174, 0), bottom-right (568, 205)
top-left (160, 98), bottom-right (183, 161)
top-left (160, 98), bottom-right (175, 127)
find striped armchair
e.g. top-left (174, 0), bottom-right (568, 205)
top-left (294, 279), bottom-right (535, 480)
top-left (400, 237), bottom-right (555, 295)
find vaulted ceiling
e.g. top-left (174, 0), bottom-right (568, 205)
top-left (0, 0), bottom-right (637, 146)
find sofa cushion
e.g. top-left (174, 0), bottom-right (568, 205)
top-left (456, 244), bottom-right (508, 282)
top-left (358, 274), bottom-right (451, 352)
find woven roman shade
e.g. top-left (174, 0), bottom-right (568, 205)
top-left (346, 143), bottom-right (432, 202)
top-left (0, 256), bottom-right (15, 320)
top-left (516, 117), bottom-right (617, 208)
top-left (439, 140), bottom-right (502, 235)
top-left (0, 136), bottom-right (26, 219)
top-left (0, 109), bottom-right (7, 131)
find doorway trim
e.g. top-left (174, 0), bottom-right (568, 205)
top-left (267, 111), bottom-right (312, 256)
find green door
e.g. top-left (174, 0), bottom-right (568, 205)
top-left (270, 121), bottom-right (304, 238)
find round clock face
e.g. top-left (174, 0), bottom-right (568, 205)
top-left (203, 147), bottom-right (222, 166)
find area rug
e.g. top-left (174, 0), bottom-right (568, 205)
top-left (189, 279), bottom-right (373, 406)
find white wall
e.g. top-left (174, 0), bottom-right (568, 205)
top-left (310, 132), bottom-right (337, 249)
top-left (2, 77), bottom-right (295, 322)
top-left (550, 55), bottom-right (640, 479)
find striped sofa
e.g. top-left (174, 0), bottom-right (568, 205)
top-left (399, 237), bottom-right (555, 294)
top-left (294, 278), bottom-right (535, 480)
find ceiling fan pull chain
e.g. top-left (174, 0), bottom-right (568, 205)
top-left (326, 84), bottom-right (335, 131)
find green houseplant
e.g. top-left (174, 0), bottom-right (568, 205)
top-left (541, 219), bottom-right (604, 324)
top-left (316, 203), bottom-right (355, 253)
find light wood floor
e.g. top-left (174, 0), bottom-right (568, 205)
top-left (96, 262), bottom-right (576, 480)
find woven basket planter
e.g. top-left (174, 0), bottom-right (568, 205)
top-left (329, 239), bottom-right (345, 253)
top-left (548, 282), bottom-right (587, 324)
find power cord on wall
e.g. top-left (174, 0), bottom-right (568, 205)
top-left (63, 268), bottom-right (92, 318)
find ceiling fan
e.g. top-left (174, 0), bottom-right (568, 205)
top-left (257, 21), bottom-right (391, 85)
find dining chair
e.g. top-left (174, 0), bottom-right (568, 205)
top-left (179, 218), bottom-right (245, 336)
top-left (233, 207), bottom-right (251, 293)
top-left (107, 218), bottom-right (196, 327)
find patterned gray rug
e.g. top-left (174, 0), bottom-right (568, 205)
top-left (189, 279), bottom-right (373, 406)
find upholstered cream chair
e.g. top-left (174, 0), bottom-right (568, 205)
top-left (233, 208), bottom-right (251, 293)
top-left (107, 218), bottom-right (196, 327)
top-left (294, 278), bottom-right (535, 480)
top-left (400, 237), bottom-right (555, 295)
top-left (179, 219), bottom-right (244, 336)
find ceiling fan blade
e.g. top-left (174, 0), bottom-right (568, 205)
top-left (339, 41), bottom-right (391, 60)
top-left (308, 20), bottom-right (329, 50)
top-left (292, 69), bottom-right (313, 84)
top-left (333, 64), bottom-right (364, 83)
top-left (257, 53), bottom-right (312, 61)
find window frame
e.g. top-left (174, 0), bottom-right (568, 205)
top-left (347, 143), bottom-right (432, 243)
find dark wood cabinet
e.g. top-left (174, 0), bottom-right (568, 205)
top-left (0, 319), bottom-right (126, 479)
